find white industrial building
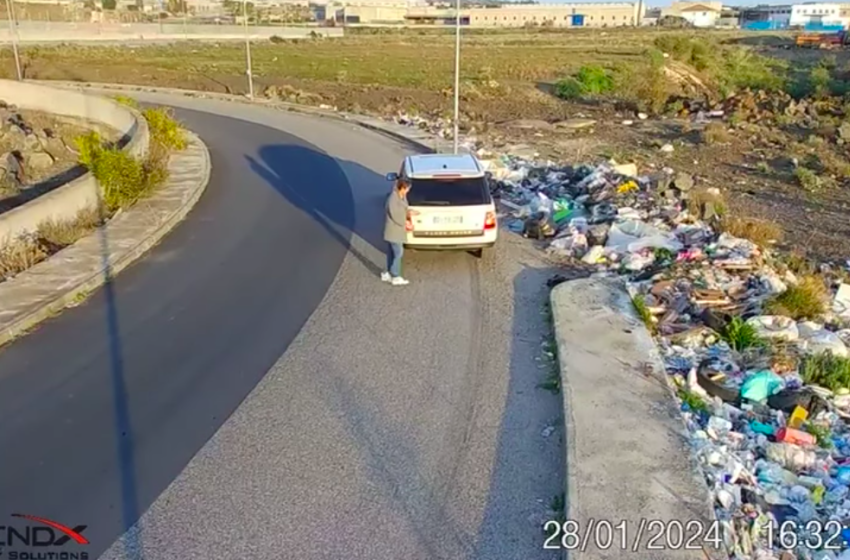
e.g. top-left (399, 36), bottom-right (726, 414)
top-left (789, 2), bottom-right (846, 25)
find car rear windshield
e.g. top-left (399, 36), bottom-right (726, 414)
top-left (407, 177), bottom-right (491, 207)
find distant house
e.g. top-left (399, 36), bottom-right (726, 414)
top-left (660, 0), bottom-right (721, 26)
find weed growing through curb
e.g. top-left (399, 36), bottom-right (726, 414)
top-left (538, 299), bottom-right (561, 394)
top-left (544, 492), bottom-right (566, 536)
top-left (632, 294), bottom-right (655, 334)
top-left (112, 94), bottom-right (139, 109)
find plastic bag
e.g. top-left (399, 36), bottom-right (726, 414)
top-left (740, 370), bottom-right (784, 402)
top-left (746, 315), bottom-right (799, 341)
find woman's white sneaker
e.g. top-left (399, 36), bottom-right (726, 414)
top-left (391, 276), bottom-right (410, 286)
top-left (380, 272), bottom-right (392, 282)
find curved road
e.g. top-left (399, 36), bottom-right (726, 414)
top-left (0, 94), bottom-right (562, 560)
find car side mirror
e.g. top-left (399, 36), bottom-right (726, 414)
top-left (386, 172), bottom-right (399, 182)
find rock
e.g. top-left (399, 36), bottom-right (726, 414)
top-left (839, 121), bottom-right (850, 142)
top-left (1, 151), bottom-right (23, 186)
top-left (673, 172), bottom-right (694, 191)
top-left (660, 143), bottom-right (675, 153)
top-left (554, 118), bottom-right (596, 130)
top-left (612, 163), bottom-right (637, 177)
top-left (26, 151), bottom-right (54, 170)
top-left (621, 120), bottom-right (634, 126)
top-left (586, 223), bottom-right (611, 246)
top-left (5, 126), bottom-right (24, 142)
top-left (39, 137), bottom-right (67, 160)
top-left (23, 133), bottom-right (41, 152)
top-left (637, 112), bottom-right (648, 120)
top-left (505, 119), bottom-right (554, 131)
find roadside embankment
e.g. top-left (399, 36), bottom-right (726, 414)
top-left (0, 79), bottom-right (148, 243)
top-left (0, 82), bottom-right (210, 347)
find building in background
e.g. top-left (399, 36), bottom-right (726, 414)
top-left (789, 2), bottom-right (846, 26)
top-left (740, 4), bottom-right (791, 28)
top-left (659, 0), bottom-right (721, 26)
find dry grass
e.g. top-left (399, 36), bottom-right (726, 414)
top-left (701, 122), bottom-right (732, 145)
top-left (721, 215), bottom-right (783, 247)
top-left (0, 207), bottom-right (103, 281)
top-left (37, 207), bottom-right (102, 246)
top-left (765, 274), bottom-right (828, 320)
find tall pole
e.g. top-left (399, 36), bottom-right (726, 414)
top-left (452, 0), bottom-right (460, 154)
top-left (243, 0), bottom-right (254, 99)
top-left (5, 0), bottom-right (21, 81)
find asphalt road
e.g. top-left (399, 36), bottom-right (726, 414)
top-left (0, 95), bottom-right (563, 560)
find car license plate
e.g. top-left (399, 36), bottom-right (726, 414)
top-left (434, 216), bottom-right (463, 225)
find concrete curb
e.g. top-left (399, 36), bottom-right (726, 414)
top-left (550, 277), bottom-right (718, 560)
top-left (0, 131), bottom-right (211, 349)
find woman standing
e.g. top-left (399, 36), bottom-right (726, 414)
top-left (381, 180), bottom-right (411, 286)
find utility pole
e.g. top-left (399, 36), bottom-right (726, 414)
top-left (452, 0), bottom-right (461, 154)
top-left (243, 0), bottom-right (254, 99)
top-left (5, 0), bottom-right (21, 81)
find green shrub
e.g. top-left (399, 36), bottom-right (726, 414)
top-left (794, 166), bottom-right (822, 191)
top-left (574, 65), bottom-right (614, 95)
top-left (554, 77), bottom-right (584, 100)
top-left (143, 107), bottom-right (187, 153)
top-left (74, 105), bottom-right (186, 212)
top-left (720, 316), bottom-right (767, 352)
top-left (810, 66), bottom-right (832, 98)
top-left (800, 352), bottom-right (850, 392)
top-left (554, 64), bottom-right (614, 100)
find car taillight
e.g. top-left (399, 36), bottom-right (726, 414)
top-left (484, 211), bottom-right (496, 229)
top-left (406, 211), bottom-right (414, 231)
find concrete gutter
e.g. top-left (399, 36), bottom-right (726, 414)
top-left (0, 131), bottom-right (211, 348)
top-left (0, 79), bottom-right (149, 243)
top-left (28, 81), bottom-right (717, 555)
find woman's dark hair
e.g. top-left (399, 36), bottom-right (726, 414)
top-left (395, 179), bottom-right (410, 191)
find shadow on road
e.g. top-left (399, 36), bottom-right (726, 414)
top-left (473, 262), bottom-right (567, 559)
top-left (246, 143), bottom-right (389, 277)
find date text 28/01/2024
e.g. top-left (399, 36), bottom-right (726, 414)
top-left (543, 518), bottom-right (850, 553)
top-left (543, 519), bottom-right (725, 552)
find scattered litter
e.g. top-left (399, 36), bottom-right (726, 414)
top-left (387, 111), bottom-right (850, 560)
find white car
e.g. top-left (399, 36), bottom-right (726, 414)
top-left (385, 153), bottom-right (498, 258)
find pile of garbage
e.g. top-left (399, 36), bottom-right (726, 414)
top-left (483, 155), bottom-right (850, 560)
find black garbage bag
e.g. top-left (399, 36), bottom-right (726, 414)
top-left (522, 212), bottom-right (555, 240)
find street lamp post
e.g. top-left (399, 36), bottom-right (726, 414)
top-left (452, 0), bottom-right (461, 154)
top-left (243, 0), bottom-right (254, 99)
top-left (5, 0), bottom-right (22, 81)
